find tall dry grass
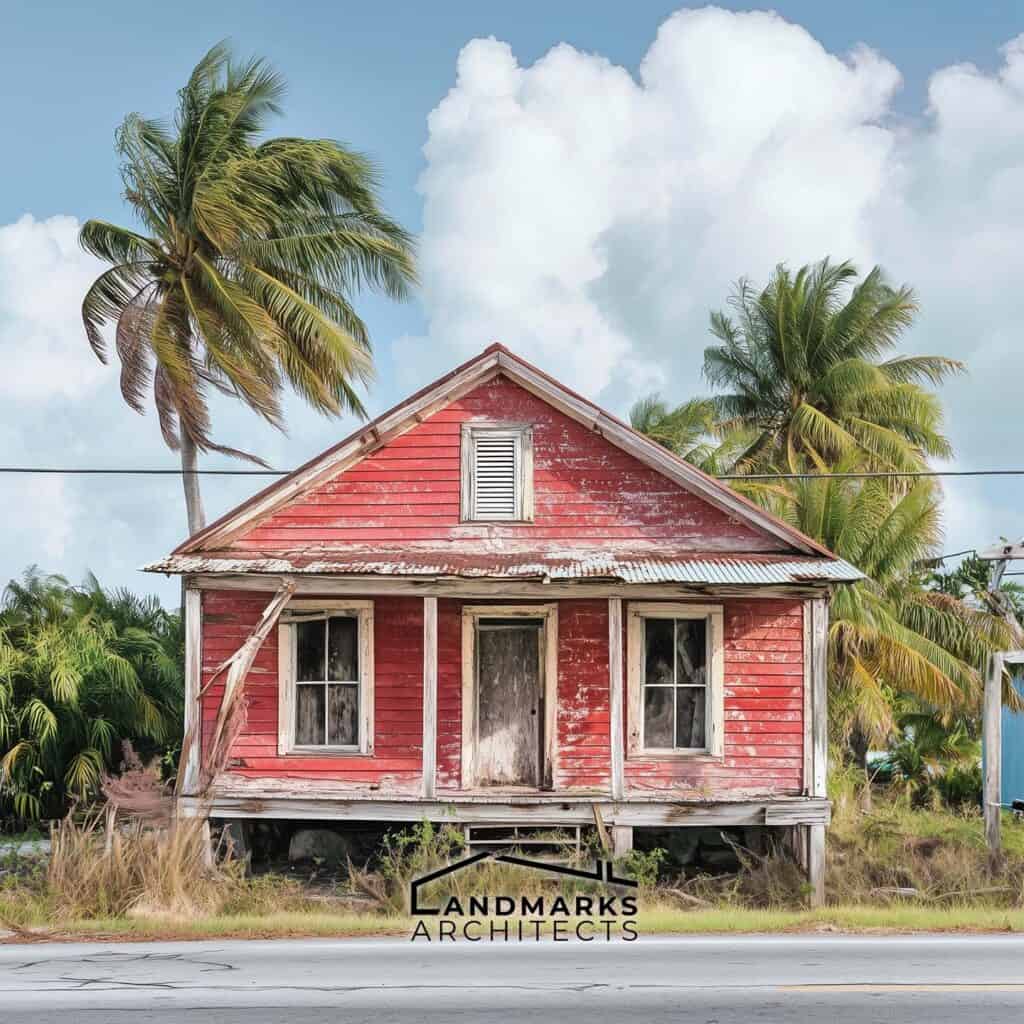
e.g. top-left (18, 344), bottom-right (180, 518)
top-left (42, 811), bottom-right (309, 921)
top-left (47, 812), bottom-right (235, 919)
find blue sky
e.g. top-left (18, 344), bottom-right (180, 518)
top-left (2, 2), bottom-right (1024, 601)
top-left (7, 2), bottom-right (1023, 229)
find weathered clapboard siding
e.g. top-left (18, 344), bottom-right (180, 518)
top-left (201, 592), bottom-right (804, 798)
top-left (233, 376), bottom-right (787, 552)
top-left (622, 598), bottom-right (805, 795)
top-left (200, 590), bottom-right (423, 791)
top-left (556, 600), bottom-right (612, 791)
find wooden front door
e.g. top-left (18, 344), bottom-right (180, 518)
top-left (475, 618), bottom-right (543, 787)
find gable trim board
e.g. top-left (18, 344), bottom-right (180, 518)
top-left (166, 344), bottom-right (838, 564)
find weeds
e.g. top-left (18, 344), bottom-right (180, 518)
top-left (0, 809), bottom-right (312, 929)
top-left (7, 783), bottom-right (1024, 939)
top-left (348, 819), bottom-right (629, 914)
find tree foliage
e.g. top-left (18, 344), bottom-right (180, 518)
top-left (632, 257), bottom-right (1008, 768)
top-left (79, 42), bottom-right (417, 531)
top-left (0, 570), bottom-right (182, 820)
top-left (775, 468), bottom-right (1016, 748)
top-left (704, 259), bottom-right (962, 474)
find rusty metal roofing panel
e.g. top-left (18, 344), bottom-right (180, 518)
top-left (143, 550), bottom-right (863, 585)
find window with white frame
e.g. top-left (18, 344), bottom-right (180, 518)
top-left (461, 424), bottom-right (533, 522)
top-left (278, 602), bottom-right (373, 754)
top-left (627, 603), bottom-right (724, 756)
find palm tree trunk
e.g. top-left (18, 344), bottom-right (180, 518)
top-left (180, 433), bottom-right (206, 536)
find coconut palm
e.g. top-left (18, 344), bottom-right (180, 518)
top-left (704, 259), bottom-right (963, 475)
top-left (79, 43), bottom-right (416, 534)
top-left (775, 467), bottom-right (1018, 754)
top-left (628, 395), bottom-right (754, 476)
top-left (0, 570), bottom-right (182, 819)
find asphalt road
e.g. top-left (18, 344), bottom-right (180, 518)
top-left (3, 935), bottom-right (1024, 1022)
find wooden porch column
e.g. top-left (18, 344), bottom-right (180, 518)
top-left (806, 597), bottom-right (829, 906)
top-left (422, 596), bottom-right (438, 799)
top-left (180, 587), bottom-right (202, 798)
top-left (608, 597), bottom-right (625, 801)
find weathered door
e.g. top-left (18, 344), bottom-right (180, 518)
top-left (475, 618), bottom-right (543, 786)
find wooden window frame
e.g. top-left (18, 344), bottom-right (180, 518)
top-left (460, 422), bottom-right (534, 523)
top-left (460, 603), bottom-right (557, 790)
top-left (277, 599), bottom-right (375, 756)
top-left (626, 602), bottom-right (724, 758)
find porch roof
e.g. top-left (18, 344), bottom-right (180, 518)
top-left (144, 547), bottom-right (863, 585)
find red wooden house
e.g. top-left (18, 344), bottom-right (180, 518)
top-left (147, 344), bottom-right (859, 901)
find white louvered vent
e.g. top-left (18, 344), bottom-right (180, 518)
top-left (472, 433), bottom-right (518, 520)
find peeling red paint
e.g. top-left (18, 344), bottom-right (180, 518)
top-left (194, 378), bottom-right (811, 801)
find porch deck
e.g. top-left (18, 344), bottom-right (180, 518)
top-left (180, 776), bottom-right (830, 828)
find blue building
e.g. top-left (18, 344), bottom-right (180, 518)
top-left (1000, 676), bottom-right (1024, 809)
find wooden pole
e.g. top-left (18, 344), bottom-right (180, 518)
top-left (422, 597), bottom-right (438, 799)
top-left (807, 824), bottom-right (826, 907)
top-left (979, 546), bottom-right (1018, 860)
top-left (984, 650), bottom-right (1004, 859)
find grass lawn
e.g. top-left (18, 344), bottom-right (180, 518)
top-left (7, 904), bottom-right (1024, 943)
top-left (5, 793), bottom-right (1024, 943)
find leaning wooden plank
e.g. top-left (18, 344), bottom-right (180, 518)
top-left (197, 581), bottom-right (295, 793)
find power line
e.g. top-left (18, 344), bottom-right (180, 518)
top-left (717, 470), bottom-right (1024, 480)
top-left (927, 548), bottom-right (977, 562)
top-left (2, 466), bottom-right (1024, 480)
top-left (0, 467), bottom-right (286, 476)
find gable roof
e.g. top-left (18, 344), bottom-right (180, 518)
top-left (163, 343), bottom-right (848, 570)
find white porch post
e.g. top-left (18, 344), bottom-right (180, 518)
top-left (608, 597), bottom-right (625, 801)
top-left (180, 587), bottom-right (202, 798)
top-left (422, 596), bottom-right (438, 799)
top-left (807, 597), bottom-right (829, 906)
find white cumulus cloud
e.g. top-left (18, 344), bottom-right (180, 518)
top-left (405, 6), bottom-right (1024, 555)
top-left (5, 7), bottom-right (1024, 595)
top-left (0, 214), bottom-right (108, 401)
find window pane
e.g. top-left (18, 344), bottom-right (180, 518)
top-left (644, 687), bottom-right (674, 748)
top-left (327, 684), bottom-right (359, 746)
top-left (328, 616), bottom-right (359, 681)
top-left (296, 620), bottom-right (325, 681)
top-left (675, 618), bottom-right (707, 685)
top-left (296, 684), bottom-right (325, 745)
top-left (677, 687), bottom-right (706, 748)
top-left (644, 618), bottom-right (675, 685)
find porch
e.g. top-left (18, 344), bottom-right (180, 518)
top-left (179, 578), bottom-right (831, 898)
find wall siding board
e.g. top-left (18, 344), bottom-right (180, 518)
top-left (196, 380), bottom-right (808, 800)
top-left (199, 591), bottom-right (423, 791)
top-left (203, 592), bottom-right (806, 799)
top-left (231, 376), bottom-right (785, 553)
top-left (620, 597), bottom-right (805, 795)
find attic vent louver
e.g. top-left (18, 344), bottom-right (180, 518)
top-left (473, 434), bottom-right (517, 519)
top-left (461, 425), bottom-right (533, 522)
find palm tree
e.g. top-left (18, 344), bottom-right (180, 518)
top-left (878, 706), bottom-right (981, 804)
top-left (0, 569), bottom-right (182, 819)
top-left (775, 467), bottom-right (1018, 756)
top-left (628, 395), bottom-right (755, 476)
top-left (79, 43), bottom-right (417, 534)
top-left (703, 259), bottom-right (962, 475)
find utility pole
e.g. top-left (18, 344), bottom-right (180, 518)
top-left (977, 541), bottom-right (1024, 858)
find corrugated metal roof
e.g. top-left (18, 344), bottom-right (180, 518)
top-left (143, 549), bottom-right (863, 585)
